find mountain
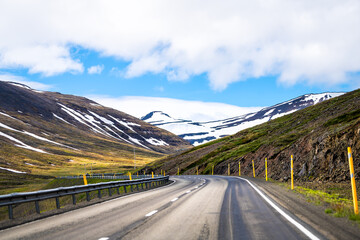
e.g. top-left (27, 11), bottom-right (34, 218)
top-left (146, 89), bottom-right (360, 183)
top-left (0, 81), bottom-right (191, 181)
top-left (142, 93), bottom-right (344, 146)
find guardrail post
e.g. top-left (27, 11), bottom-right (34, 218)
top-left (108, 188), bottom-right (112, 197)
top-left (98, 189), bottom-right (102, 199)
top-left (117, 187), bottom-right (120, 195)
top-left (56, 197), bottom-right (60, 209)
top-left (86, 192), bottom-right (91, 201)
top-left (35, 200), bottom-right (40, 214)
top-left (8, 205), bottom-right (13, 219)
top-left (72, 194), bottom-right (76, 205)
top-left (136, 184), bottom-right (139, 191)
top-left (130, 185), bottom-right (133, 192)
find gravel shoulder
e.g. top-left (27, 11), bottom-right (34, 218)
top-left (247, 177), bottom-right (360, 240)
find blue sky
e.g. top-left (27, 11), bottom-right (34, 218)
top-left (0, 1), bottom-right (359, 114)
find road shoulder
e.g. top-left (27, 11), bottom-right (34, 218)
top-left (244, 177), bottom-right (360, 239)
top-left (244, 177), bottom-right (360, 240)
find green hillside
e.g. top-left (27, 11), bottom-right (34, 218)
top-left (148, 89), bottom-right (360, 183)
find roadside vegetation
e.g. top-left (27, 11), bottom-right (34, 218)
top-left (295, 186), bottom-right (360, 225)
top-left (271, 179), bottom-right (360, 226)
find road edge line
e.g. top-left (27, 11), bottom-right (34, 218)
top-left (239, 177), bottom-right (320, 240)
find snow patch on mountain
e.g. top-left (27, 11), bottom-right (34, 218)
top-left (0, 166), bottom-right (27, 174)
top-left (142, 92), bottom-right (345, 146)
top-left (0, 130), bottom-right (47, 153)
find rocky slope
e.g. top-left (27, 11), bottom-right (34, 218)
top-left (147, 89), bottom-right (360, 183)
top-left (0, 81), bottom-right (190, 179)
top-left (142, 93), bottom-right (344, 145)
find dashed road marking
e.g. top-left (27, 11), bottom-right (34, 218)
top-left (145, 210), bottom-right (158, 217)
top-left (98, 238), bottom-right (109, 240)
top-left (171, 197), bottom-right (178, 202)
top-left (186, 190), bottom-right (191, 193)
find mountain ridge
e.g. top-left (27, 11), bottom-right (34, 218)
top-left (145, 88), bottom-right (360, 183)
top-left (142, 92), bottom-right (345, 145)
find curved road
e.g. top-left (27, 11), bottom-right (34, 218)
top-left (0, 176), bottom-right (323, 240)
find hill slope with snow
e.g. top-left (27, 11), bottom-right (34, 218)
top-left (142, 93), bottom-right (345, 145)
top-left (0, 81), bottom-right (191, 177)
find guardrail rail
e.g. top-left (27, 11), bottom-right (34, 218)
top-left (0, 176), bottom-right (169, 220)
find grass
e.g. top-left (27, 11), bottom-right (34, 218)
top-left (293, 186), bottom-right (360, 225)
top-left (150, 88), bottom-right (360, 183)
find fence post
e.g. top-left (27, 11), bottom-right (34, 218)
top-left (239, 161), bottom-right (241, 176)
top-left (72, 194), bottom-right (76, 205)
top-left (212, 165), bottom-right (214, 175)
top-left (347, 147), bottom-right (359, 215)
top-left (83, 174), bottom-right (88, 185)
top-left (228, 163), bottom-right (230, 176)
top-left (252, 160), bottom-right (255, 177)
top-left (152, 172), bottom-right (154, 178)
top-left (265, 158), bottom-right (268, 181)
top-left (291, 155), bottom-right (294, 190)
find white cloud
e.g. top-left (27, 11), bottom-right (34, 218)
top-left (0, 45), bottom-right (83, 76)
top-left (87, 65), bottom-right (104, 74)
top-left (0, 73), bottom-right (53, 90)
top-left (0, 0), bottom-right (359, 89)
top-left (88, 95), bottom-right (263, 122)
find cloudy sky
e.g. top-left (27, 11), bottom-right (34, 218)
top-left (0, 0), bottom-right (359, 119)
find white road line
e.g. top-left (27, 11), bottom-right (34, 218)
top-left (171, 198), bottom-right (178, 202)
top-left (98, 238), bottom-right (109, 240)
top-left (186, 190), bottom-right (191, 193)
top-left (239, 177), bottom-right (320, 240)
top-left (195, 186), bottom-right (198, 189)
top-left (145, 210), bottom-right (158, 217)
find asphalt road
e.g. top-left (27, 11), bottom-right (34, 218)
top-left (0, 176), bottom-right (323, 240)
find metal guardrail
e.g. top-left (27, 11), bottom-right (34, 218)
top-left (59, 174), bottom-right (157, 180)
top-left (0, 176), bottom-right (169, 219)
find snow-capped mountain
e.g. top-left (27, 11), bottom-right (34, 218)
top-left (141, 93), bottom-right (345, 146)
top-left (0, 81), bottom-right (190, 156)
